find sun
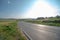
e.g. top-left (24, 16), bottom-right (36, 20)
top-left (22, 1), bottom-right (57, 18)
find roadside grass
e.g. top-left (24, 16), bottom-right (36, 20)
top-left (26, 19), bottom-right (60, 27)
top-left (48, 18), bottom-right (60, 20)
top-left (0, 20), bottom-right (27, 40)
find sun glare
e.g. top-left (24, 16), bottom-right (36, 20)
top-left (22, 1), bottom-right (57, 18)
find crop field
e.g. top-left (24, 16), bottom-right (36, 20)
top-left (0, 20), bottom-right (26, 40)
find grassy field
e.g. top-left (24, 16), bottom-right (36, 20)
top-left (25, 18), bottom-right (60, 27)
top-left (0, 20), bottom-right (27, 40)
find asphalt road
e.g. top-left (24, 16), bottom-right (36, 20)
top-left (18, 21), bottom-right (60, 40)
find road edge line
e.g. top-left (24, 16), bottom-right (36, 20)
top-left (21, 29), bottom-right (32, 40)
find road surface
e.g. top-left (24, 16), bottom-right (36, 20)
top-left (18, 21), bottom-right (60, 40)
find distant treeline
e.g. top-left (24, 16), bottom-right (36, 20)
top-left (37, 15), bottom-right (60, 19)
top-left (36, 15), bottom-right (60, 23)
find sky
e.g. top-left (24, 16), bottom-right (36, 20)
top-left (0, 0), bottom-right (60, 18)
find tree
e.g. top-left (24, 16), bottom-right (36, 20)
top-left (56, 15), bottom-right (60, 18)
top-left (37, 17), bottom-right (44, 20)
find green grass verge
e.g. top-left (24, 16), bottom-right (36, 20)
top-left (0, 20), bottom-right (27, 40)
top-left (26, 20), bottom-right (60, 27)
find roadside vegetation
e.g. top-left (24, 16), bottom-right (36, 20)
top-left (25, 15), bottom-right (60, 27)
top-left (0, 20), bottom-right (27, 40)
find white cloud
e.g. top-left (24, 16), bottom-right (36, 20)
top-left (22, 1), bottom-right (57, 18)
top-left (8, 0), bottom-right (11, 4)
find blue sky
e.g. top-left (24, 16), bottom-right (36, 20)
top-left (0, 0), bottom-right (60, 18)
